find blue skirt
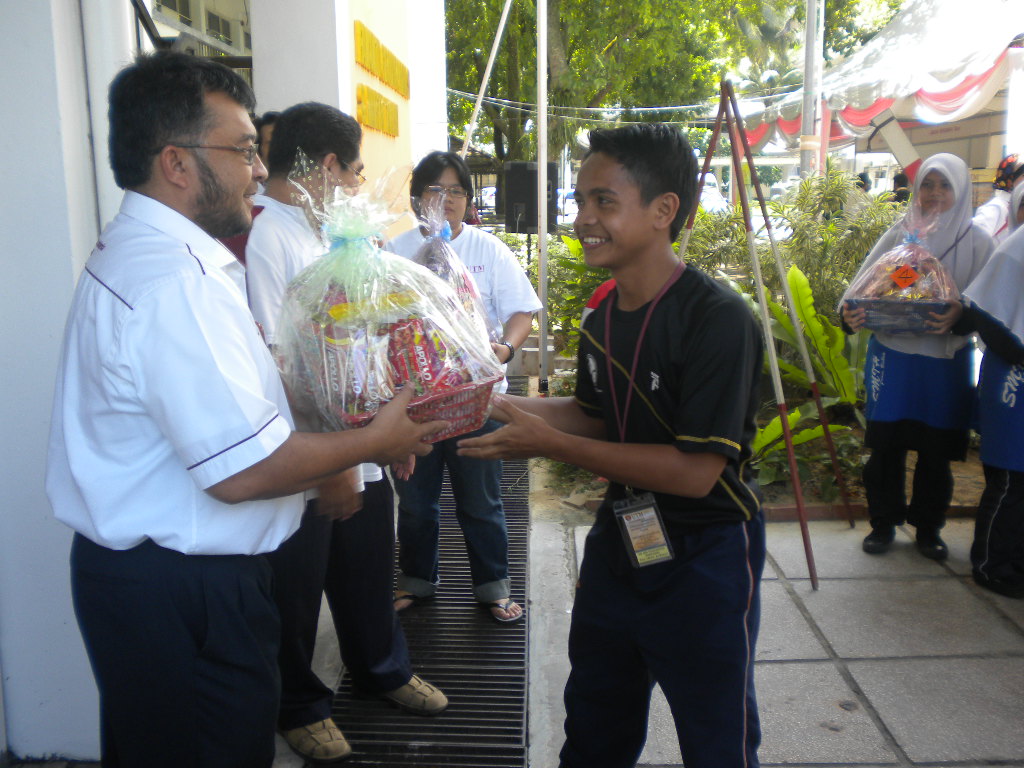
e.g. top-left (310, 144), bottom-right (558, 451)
top-left (863, 337), bottom-right (974, 457)
top-left (978, 352), bottom-right (1024, 471)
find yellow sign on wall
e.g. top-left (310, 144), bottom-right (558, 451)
top-left (354, 20), bottom-right (410, 99)
top-left (356, 83), bottom-right (399, 137)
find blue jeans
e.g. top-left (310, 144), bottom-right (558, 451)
top-left (394, 418), bottom-right (510, 603)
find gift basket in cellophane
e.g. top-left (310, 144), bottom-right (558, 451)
top-left (845, 209), bottom-right (958, 333)
top-left (274, 156), bottom-right (503, 441)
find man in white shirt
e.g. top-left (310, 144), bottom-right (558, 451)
top-left (246, 102), bottom-right (447, 764)
top-left (46, 52), bottom-right (441, 768)
top-left (386, 151), bottom-right (542, 623)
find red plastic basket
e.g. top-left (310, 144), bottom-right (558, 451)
top-left (336, 375), bottom-right (501, 442)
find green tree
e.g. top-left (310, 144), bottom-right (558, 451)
top-left (446, 0), bottom-right (903, 160)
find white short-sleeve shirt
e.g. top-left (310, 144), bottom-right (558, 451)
top-left (46, 192), bottom-right (304, 555)
top-left (245, 194), bottom-right (381, 483)
top-left (386, 223), bottom-right (542, 394)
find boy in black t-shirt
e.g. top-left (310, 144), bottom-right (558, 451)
top-left (458, 123), bottom-right (765, 768)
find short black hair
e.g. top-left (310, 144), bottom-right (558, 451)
top-left (893, 172), bottom-right (909, 188)
top-left (585, 124), bottom-right (697, 241)
top-left (410, 151), bottom-right (473, 200)
top-left (265, 102), bottom-right (362, 177)
top-left (255, 111), bottom-right (280, 134)
top-left (108, 51), bottom-right (256, 190)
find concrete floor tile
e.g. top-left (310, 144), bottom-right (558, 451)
top-left (638, 663), bottom-right (899, 766)
top-left (849, 657), bottom-right (1024, 762)
top-left (757, 581), bottom-right (829, 661)
top-left (767, 521), bottom-right (946, 579)
top-left (273, 736), bottom-right (306, 767)
top-left (638, 685), bottom-right (682, 765)
top-left (794, 578), bottom-right (1024, 658)
top-left (938, 517), bottom-right (976, 576)
top-left (755, 661), bottom-right (896, 764)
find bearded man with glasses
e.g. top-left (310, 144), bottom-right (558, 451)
top-left (46, 53), bottom-right (441, 768)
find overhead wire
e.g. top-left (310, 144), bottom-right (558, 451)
top-left (446, 82), bottom-right (802, 126)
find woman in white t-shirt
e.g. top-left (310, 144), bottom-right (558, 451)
top-left (386, 152), bottom-right (541, 623)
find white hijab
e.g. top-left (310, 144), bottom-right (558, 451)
top-left (964, 206), bottom-right (1024, 349)
top-left (843, 153), bottom-right (993, 358)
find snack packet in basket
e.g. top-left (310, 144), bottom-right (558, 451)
top-left (275, 158), bottom-right (503, 441)
top-left (846, 208), bottom-right (959, 333)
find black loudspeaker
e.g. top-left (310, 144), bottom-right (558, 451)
top-left (503, 161), bottom-right (558, 234)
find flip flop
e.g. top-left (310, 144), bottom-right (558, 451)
top-left (393, 592), bottom-right (433, 612)
top-left (487, 598), bottom-right (524, 624)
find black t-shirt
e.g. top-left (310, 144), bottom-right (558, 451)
top-left (574, 265), bottom-right (763, 535)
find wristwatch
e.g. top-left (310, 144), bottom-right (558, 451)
top-left (499, 340), bottom-right (515, 362)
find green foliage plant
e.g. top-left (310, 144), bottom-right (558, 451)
top-left (764, 265), bottom-right (867, 404)
top-left (758, 160), bottom-right (904, 320)
top-left (751, 399), bottom-right (851, 487)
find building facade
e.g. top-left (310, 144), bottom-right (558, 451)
top-left (0, 0), bottom-right (445, 759)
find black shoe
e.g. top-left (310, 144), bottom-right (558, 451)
top-left (862, 526), bottom-right (895, 554)
top-left (973, 573), bottom-right (1024, 599)
top-left (915, 530), bottom-right (948, 561)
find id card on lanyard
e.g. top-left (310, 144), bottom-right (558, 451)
top-left (605, 262), bottom-right (684, 568)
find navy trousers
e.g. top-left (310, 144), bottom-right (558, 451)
top-left (71, 534), bottom-right (280, 768)
top-left (972, 464), bottom-right (1024, 586)
top-left (267, 476), bottom-right (412, 730)
top-left (559, 512), bottom-right (765, 768)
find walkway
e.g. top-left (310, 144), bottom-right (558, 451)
top-left (18, 494), bottom-right (1024, 767)
top-left (530, 516), bottom-right (1024, 767)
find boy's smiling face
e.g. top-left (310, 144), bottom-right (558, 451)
top-left (573, 151), bottom-right (668, 270)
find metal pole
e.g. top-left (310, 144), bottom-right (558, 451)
top-left (799, 0), bottom-right (820, 177)
top-left (725, 82), bottom-right (856, 527)
top-left (537, 0), bottom-right (550, 392)
top-left (460, 0), bottom-right (515, 158)
top-left (725, 111), bottom-right (819, 590)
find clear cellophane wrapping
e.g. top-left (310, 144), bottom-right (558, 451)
top-left (846, 209), bottom-right (959, 333)
top-left (275, 157), bottom-right (503, 441)
top-left (410, 195), bottom-right (500, 342)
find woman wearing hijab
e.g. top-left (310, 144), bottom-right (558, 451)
top-left (841, 154), bottom-right (994, 560)
top-left (955, 182), bottom-right (1024, 598)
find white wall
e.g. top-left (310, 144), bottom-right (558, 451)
top-left (0, 0), bottom-right (129, 759)
top-left (252, 0), bottom-right (351, 112)
top-left (405, 0), bottom-right (448, 163)
top-left (0, 0), bottom-right (445, 758)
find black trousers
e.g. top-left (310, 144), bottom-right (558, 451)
top-left (71, 534), bottom-right (280, 768)
top-left (267, 476), bottom-right (411, 730)
top-left (971, 465), bottom-right (1024, 585)
top-left (862, 446), bottom-right (953, 531)
top-left (559, 513), bottom-right (765, 768)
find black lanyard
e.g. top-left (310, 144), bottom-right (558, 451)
top-left (603, 262), bottom-right (685, 443)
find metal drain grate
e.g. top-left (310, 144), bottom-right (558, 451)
top-left (331, 378), bottom-right (530, 767)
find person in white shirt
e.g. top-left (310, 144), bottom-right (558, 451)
top-left (973, 154), bottom-right (1024, 247)
top-left (46, 52), bottom-right (441, 768)
top-left (245, 102), bottom-right (447, 765)
top-left (386, 151), bottom-right (542, 623)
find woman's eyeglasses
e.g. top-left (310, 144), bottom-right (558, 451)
top-left (423, 184), bottom-right (469, 199)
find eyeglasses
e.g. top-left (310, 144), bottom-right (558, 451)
top-left (339, 161), bottom-right (366, 187)
top-left (423, 184), bottom-right (469, 199)
top-left (173, 143), bottom-right (261, 165)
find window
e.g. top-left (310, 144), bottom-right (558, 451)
top-left (206, 11), bottom-right (232, 46)
top-left (156, 0), bottom-right (192, 26)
